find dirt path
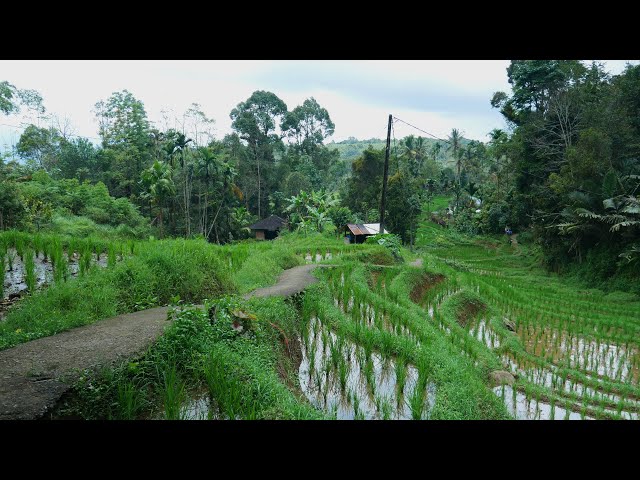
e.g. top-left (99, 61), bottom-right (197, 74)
top-left (0, 307), bottom-right (170, 420)
top-left (0, 262), bottom-right (331, 419)
top-left (244, 264), bottom-right (329, 299)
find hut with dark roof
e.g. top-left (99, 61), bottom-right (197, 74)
top-left (248, 215), bottom-right (288, 240)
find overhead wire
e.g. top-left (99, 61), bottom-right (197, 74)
top-left (390, 115), bottom-right (608, 198)
top-left (392, 115), bottom-right (451, 146)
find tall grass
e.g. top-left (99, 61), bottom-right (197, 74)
top-left (116, 380), bottom-right (144, 420)
top-left (0, 238), bottom-right (234, 351)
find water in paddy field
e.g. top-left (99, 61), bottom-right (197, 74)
top-left (2, 248), bottom-right (110, 300)
top-left (463, 318), bottom-right (640, 419)
top-left (494, 385), bottom-right (593, 420)
top-left (516, 324), bottom-right (640, 385)
top-left (468, 318), bottom-right (501, 349)
top-left (180, 391), bottom-right (219, 420)
top-left (1, 249), bottom-right (115, 321)
top-left (299, 316), bottom-right (436, 420)
top-left (334, 294), bottom-right (420, 344)
top-left (304, 252), bottom-right (333, 263)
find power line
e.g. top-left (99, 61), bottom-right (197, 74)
top-left (392, 115), bottom-right (452, 146)
top-left (391, 118), bottom-right (399, 169)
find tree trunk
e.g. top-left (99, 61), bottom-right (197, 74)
top-left (256, 144), bottom-right (261, 218)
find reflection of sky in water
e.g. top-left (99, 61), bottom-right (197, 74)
top-left (3, 249), bottom-right (110, 300)
top-left (300, 316), bottom-right (436, 420)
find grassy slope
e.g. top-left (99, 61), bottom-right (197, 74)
top-left (15, 218), bottom-right (634, 420)
top-left (413, 204), bottom-right (640, 419)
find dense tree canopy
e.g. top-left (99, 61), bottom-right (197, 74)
top-left (2, 66), bottom-right (638, 292)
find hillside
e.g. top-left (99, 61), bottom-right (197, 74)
top-left (327, 136), bottom-right (470, 167)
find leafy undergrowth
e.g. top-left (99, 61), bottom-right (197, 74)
top-left (52, 296), bottom-right (325, 420)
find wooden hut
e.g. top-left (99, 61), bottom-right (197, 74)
top-left (344, 223), bottom-right (388, 244)
top-left (249, 215), bottom-right (288, 240)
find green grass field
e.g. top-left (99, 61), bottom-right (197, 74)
top-left (5, 208), bottom-right (640, 420)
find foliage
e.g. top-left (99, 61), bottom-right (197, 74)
top-left (284, 190), bottom-right (338, 234)
top-left (365, 233), bottom-right (403, 260)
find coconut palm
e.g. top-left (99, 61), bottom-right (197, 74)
top-left (141, 160), bottom-right (175, 238)
top-left (447, 128), bottom-right (464, 182)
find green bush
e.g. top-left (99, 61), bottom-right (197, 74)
top-left (365, 233), bottom-right (403, 260)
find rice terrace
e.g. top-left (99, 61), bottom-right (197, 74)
top-left (0, 60), bottom-right (639, 421)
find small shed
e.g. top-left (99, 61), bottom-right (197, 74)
top-left (249, 215), bottom-right (288, 240)
top-left (344, 223), bottom-right (389, 244)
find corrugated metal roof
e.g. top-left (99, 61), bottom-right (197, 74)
top-left (362, 223), bottom-right (388, 234)
top-left (346, 223), bottom-right (389, 235)
top-left (347, 223), bottom-right (367, 235)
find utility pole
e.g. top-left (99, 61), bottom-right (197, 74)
top-left (379, 114), bottom-right (392, 236)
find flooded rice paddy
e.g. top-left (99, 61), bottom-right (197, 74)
top-left (299, 316), bottom-right (435, 419)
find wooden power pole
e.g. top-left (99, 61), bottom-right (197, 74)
top-left (379, 114), bottom-right (392, 235)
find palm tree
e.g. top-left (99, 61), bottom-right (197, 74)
top-left (195, 147), bottom-right (218, 237)
top-left (414, 136), bottom-right (428, 172)
top-left (400, 135), bottom-right (429, 176)
top-left (169, 132), bottom-right (194, 236)
top-left (431, 142), bottom-right (442, 163)
top-left (447, 129), bottom-right (464, 209)
top-left (447, 128), bottom-right (464, 182)
top-left (141, 161), bottom-right (175, 238)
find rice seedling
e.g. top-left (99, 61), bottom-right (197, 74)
top-left (6, 250), bottom-right (14, 272)
top-left (161, 364), bottom-right (185, 420)
top-left (380, 395), bottom-right (393, 420)
top-left (330, 335), bottom-right (341, 370)
top-left (116, 380), bottom-right (143, 420)
top-left (80, 244), bottom-right (92, 276)
top-left (24, 249), bottom-right (36, 293)
top-left (409, 385), bottom-right (425, 420)
top-left (203, 353), bottom-right (242, 419)
top-left (52, 245), bottom-right (65, 284)
top-left (15, 236), bottom-right (24, 261)
top-left (308, 341), bottom-right (316, 376)
top-left (338, 353), bottom-right (349, 393)
top-left (364, 355), bottom-right (376, 396)
top-left (108, 243), bottom-right (117, 268)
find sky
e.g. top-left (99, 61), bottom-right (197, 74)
top-left (1, 60), bottom-right (638, 152)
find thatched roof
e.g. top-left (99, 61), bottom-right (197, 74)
top-left (249, 215), bottom-right (288, 231)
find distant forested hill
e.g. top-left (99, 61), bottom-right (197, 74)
top-left (327, 136), bottom-right (470, 167)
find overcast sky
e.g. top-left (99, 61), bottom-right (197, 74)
top-left (1, 60), bottom-right (638, 151)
